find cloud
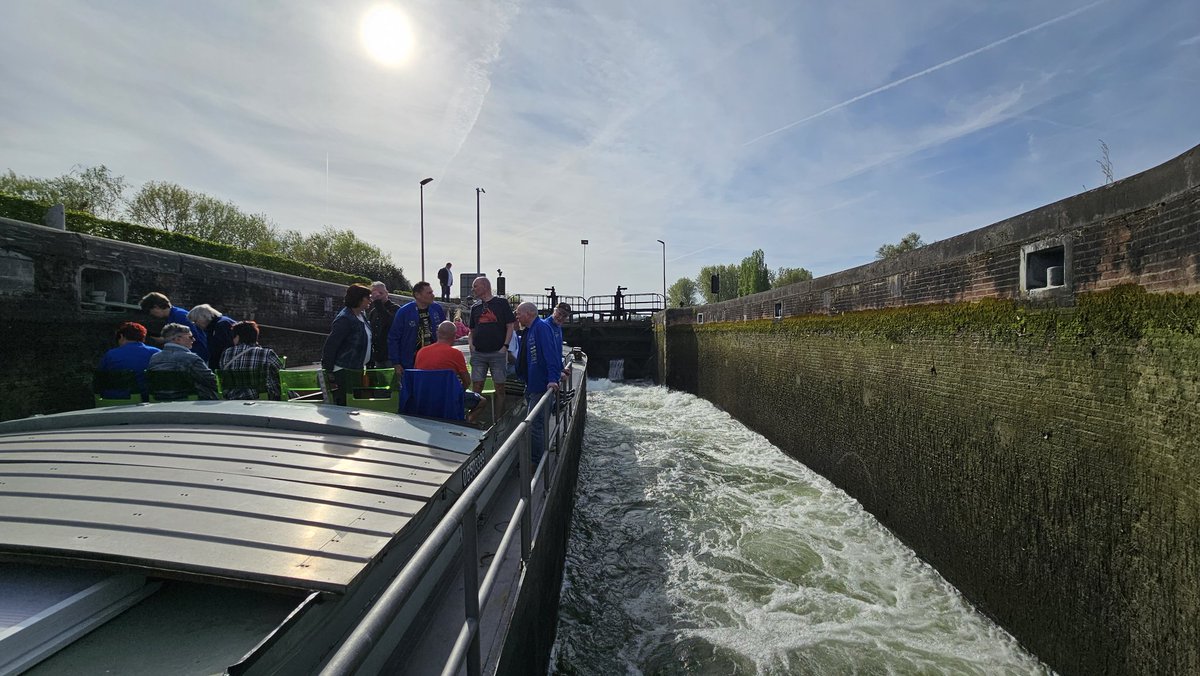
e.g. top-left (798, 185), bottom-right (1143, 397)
top-left (741, 0), bottom-right (1108, 147)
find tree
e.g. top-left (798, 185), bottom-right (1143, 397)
top-left (876, 232), bottom-right (925, 260)
top-left (772, 266), bottom-right (813, 288)
top-left (667, 276), bottom-right (698, 307)
top-left (0, 165), bottom-right (127, 219)
top-left (695, 263), bottom-right (739, 303)
top-left (278, 226), bottom-right (410, 291)
top-left (127, 181), bottom-right (194, 231)
top-left (127, 181), bottom-right (278, 251)
top-left (1097, 139), bottom-right (1114, 185)
top-left (737, 249), bottom-right (771, 297)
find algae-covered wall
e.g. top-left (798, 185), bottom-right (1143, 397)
top-left (659, 143), bottom-right (1200, 675)
top-left (666, 290), bottom-right (1198, 674)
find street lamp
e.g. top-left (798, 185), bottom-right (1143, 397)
top-left (476, 188), bottom-right (485, 275)
top-left (580, 239), bottom-right (589, 297)
top-left (419, 177), bottom-right (433, 282)
top-left (656, 239), bottom-right (666, 307)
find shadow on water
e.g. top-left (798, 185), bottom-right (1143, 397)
top-left (550, 380), bottom-right (1052, 676)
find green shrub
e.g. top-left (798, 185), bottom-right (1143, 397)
top-left (0, 192), bottom-right (370, 287)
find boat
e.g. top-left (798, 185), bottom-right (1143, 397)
top-left (0, 349), bottom-right (588, 675)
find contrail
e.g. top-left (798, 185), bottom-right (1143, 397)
top-left (743, 0), bottom-right (1107, 147)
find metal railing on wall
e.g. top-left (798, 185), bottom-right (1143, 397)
top-left (512, 292), bottom-right (664, 322)
top-left (319, 356), bottom-right (583, 676)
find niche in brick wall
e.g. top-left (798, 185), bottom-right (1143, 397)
top-left (774, 301), bottom-right (783, 319)
top-left (696, 312), bottom-right (705, 324)
top-left (0, 249), bottom-right (35, 295)
top-left (1020, 237), bottom-right (1071, 295)
top-left (78, 267), bottom-right (127, 310)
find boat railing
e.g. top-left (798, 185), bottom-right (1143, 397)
top-left (319, 356), bottom-right (583, 676)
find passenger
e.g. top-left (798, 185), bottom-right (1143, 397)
top-left (146, 323), bottom-right (219, 400)
top-left (188, 303), bottom-right (237, 370)
top-left (366, 281), bottom-right (400, 368)
top-left (388, 281), bottom-right (446, 372)
top-left (468, 276), bottom-right (515, 414)
top-left (139, 291), bottom-right (208, 361)
top-left (437, 261), bottom-right (453, 302)
top-left (453, 310), bottom-right (470, 339)
top-left (550, 302), bottom-right (571, 347)
top-left (219, 320), bottom-right (283, 401)
top-left (514, 302), bottom-right (563, 464)
top-left (97, 321), bottom-right (160, 400)
top-left (414, 321), bottom-right (484, 417)
top-left (321, 283), bottom-right (373, 406)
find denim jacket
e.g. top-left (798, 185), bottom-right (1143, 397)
top-left (322, 307), bottom-right (370, 372)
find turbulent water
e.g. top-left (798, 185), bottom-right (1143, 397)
top-left (550, 381), bottom-right (1052, 676)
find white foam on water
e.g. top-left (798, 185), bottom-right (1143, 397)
top-left (552, 382), bottom-right (1053, 675)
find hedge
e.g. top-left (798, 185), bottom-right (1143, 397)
top-left (0, 193), bottom-right (368, 286)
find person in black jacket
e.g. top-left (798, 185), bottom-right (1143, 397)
top-left (321, 283), bottom-right (372, 405)
top-left (437, 262), bottom-right (453, 301)
top-left (367, 282), bottom-right (401, 368)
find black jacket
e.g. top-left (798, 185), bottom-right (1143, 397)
top-left (367, 298), bottom-right (400, 364)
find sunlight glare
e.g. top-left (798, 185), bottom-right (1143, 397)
top-left (360, 4), bottom-right (414, 66)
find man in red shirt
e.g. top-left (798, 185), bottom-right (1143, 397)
top-left (415, 321), bottom-right (486, 419)
top-left (415, 321), bottom-right (471, 389)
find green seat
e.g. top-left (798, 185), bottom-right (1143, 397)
top-left (279, 369), bottom-right (324, 403)
top-left (347, 368), bottom-right (398, 413)
top-left (146, 370), bottom-right (200, 402)
top-left (93, 370), bottom-right (141, 407)
top-left (217, 368), bottom-right (272, 400)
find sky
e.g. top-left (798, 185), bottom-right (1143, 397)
top-left (2, 0), bottom-right (1198, 299)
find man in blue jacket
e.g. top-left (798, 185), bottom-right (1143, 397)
top-left (388, 281), bottom-right (446, 372)
top-left (139, 291), bottom-right (208, 361)
top-left (515, 302), bottom-right (563, 465)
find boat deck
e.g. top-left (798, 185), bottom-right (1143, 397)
top-left (0, 401), bottom-right (484, 593)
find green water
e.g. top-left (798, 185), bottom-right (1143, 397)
top-left (551, 380), bottom-right (1052, 675)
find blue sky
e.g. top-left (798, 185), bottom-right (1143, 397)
top-left (1, 0), bottom-right (1197, 298)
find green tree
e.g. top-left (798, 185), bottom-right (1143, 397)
top-left (737, 249), bottom-right (771, 297)
top-left (667, 276), bottom-right (698, 307)
top-left (772, 266), bottom-right (813, 288)
top-left (876, 232), bottom-right (925, 260)
top-left (695, 263), bottom-right (739, 303)
top-left (127, 181), bottom-right (278, 251)
top-left (279, 226), bottom-right (410, 291)
top-left (0, 165), bottom-right (127, 219)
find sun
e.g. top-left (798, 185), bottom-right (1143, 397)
top-left (360, 4), bottom-right (414, 66)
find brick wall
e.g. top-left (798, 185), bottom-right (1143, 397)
top-left (0, 217), bottom-right (438, 420)
top-left (658, 143), bottom-right (1200, 675)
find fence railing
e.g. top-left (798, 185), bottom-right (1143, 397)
top-left (318, 355), bottom-right (583, 676)
top-left (512, 292), bottom-right (664, 321)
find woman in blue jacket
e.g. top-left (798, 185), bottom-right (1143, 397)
top-left (321, 283), bottom-right (373, 404)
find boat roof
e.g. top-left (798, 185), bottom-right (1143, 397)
top-left (0, 401), bottom-right (484, 594)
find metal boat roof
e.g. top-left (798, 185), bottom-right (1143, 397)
top-left (0, 402), bottom-right (484, 594)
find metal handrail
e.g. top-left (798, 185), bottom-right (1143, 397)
top-left (319, 358), bottom-right (579, 676)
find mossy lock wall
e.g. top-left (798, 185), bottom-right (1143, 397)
top-left (657, 145), bottom-right (1200, 675)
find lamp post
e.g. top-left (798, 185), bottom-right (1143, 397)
top-left (476, 188), bottom-right (485, 275)
top-left (580, 239), bottom-right (589, 297)
top-left (419, 177), bottom-right (433, 282)
top-left (656, 239), bottom-right (666, 307)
